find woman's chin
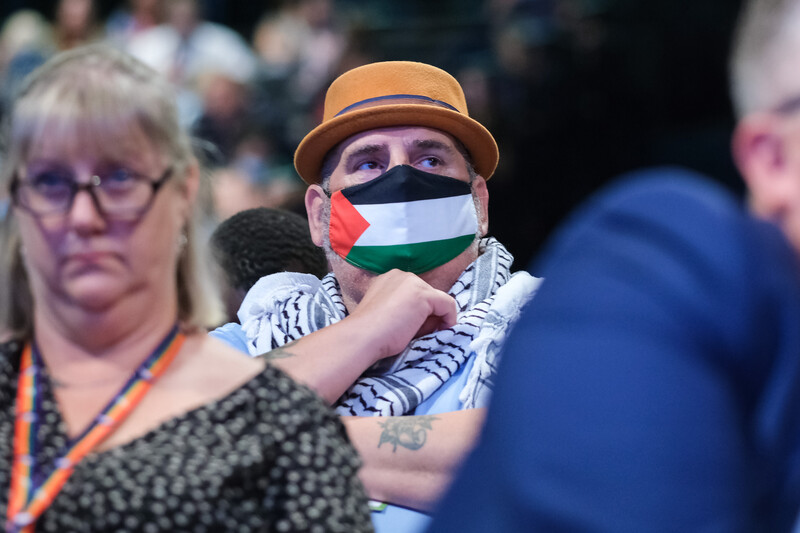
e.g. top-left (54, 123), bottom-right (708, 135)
top-left (61, 275), bottom-right (128, 313)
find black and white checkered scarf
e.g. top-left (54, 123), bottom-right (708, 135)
top-left (239, 238), bottom-right (539, 416)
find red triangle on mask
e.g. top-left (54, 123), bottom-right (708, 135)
top-left (329, 191), bottom-right (371, 257)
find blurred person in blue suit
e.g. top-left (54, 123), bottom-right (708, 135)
top-left (427, 0), bottom-right (800, 530)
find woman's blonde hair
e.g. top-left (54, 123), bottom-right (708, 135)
top-left (0, 43), bottom-right (224, 338)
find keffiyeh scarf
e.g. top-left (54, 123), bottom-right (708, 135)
top-left (239, 237), bottom-right (540, 416)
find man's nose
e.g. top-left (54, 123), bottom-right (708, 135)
top-left (387, 149), bottom-right (411, 169)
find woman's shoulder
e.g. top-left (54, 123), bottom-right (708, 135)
top-left (234, 353), bottom-right (342, 431)
top-left (161, 338), bottom-right (349, 455)
top-left (98, 334), bottom-right (343, 454)
top-left (202, 340), bottom-right (349, 444)
top-left (178, 334), bottom-right (335, 424)
top-left (251, 362), bottom-right (335, 417)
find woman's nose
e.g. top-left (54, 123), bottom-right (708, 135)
top-left (66, 181), bottom-right (106, 231)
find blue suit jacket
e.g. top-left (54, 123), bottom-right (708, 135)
top-left (428, 168), bottom-right (800, 532)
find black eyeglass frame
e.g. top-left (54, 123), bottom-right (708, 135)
top-left (9, 166), bottom-right (174, 219)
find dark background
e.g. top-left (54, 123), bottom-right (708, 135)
top-left (0, 0), bottom-right (746, 272)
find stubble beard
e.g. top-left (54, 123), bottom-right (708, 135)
top-left (319, 197), bottom-right (373, 310)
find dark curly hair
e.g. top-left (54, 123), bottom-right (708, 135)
top-left (210, 208), bottom-right (329, 320)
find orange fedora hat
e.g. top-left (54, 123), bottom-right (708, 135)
top-left (294, 61), bottom-right (499, 184)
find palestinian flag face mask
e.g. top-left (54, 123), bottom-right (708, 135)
top-left (328, 165), bottom-right (479, 275)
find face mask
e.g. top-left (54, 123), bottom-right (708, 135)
top-left (328, 165), bottom-right (479, 274)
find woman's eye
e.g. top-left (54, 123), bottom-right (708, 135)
top-left (101, 168), bottom-right (138, 191)
top-left (31, 170), bottom-right (71, 190)
top-left (105, 168), bottom-right (136, 183)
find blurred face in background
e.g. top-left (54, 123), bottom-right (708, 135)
top-left (56, 0), bottom-right (95, 37)
top-left (167, 0), bottom-right (199, 37)
top-left (735, 105), bottom-right (800, 259)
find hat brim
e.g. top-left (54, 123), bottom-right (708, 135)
top-left (294, 104), bottom-right (499, 185)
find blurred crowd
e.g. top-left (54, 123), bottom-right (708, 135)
top-left (0, 0), bottom-right (742, 269)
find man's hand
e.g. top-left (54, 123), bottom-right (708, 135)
top-left (262, 270), bottom-right (457, 403)
top-left (349, 269), bottom-right (458, 360)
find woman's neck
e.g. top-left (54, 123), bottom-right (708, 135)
top-left (31, 297), bottom-right (180, 386)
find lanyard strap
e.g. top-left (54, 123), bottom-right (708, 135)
top-left (6, 325), bottom-right (185, 532)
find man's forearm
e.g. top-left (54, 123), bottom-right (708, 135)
top-left (342, 408), bottom-right (487, 512)
top-left (263, 320), bottom-right (382, 403)
top-left (261, 270), bottom-right (459, 404)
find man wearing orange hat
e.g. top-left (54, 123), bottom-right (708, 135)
top-left (211, 60), bottom-right (539, 531)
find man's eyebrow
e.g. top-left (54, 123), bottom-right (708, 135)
top-left (343, 144), bottom-right (385, 167)
top-left (412, 139), bottom-right (456, 153)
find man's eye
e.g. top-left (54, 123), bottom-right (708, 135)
top-left (419, 157), bottom-right (441, 168)
top-left (356, 161), bottom-right (381, 171)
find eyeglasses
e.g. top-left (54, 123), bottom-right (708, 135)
top-left (10, 166), bottom-right (174, 219)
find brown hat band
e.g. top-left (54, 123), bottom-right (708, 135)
top-left (335, 94), bottom-right (460, 117)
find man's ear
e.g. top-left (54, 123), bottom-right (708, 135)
top-left (732, 113), bottom-right (792, 219)
top-left (472, 176), bottom-right (490, 236)
top-left (305, 184), bottom-right (328, 247)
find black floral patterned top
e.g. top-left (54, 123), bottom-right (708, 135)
top-left (0, 340), bottom-right (374, 532)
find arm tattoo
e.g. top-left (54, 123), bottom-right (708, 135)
top-left (377, 415), bottom-right (439, 452)
top-left (262, 340), bottom-right (299, 361)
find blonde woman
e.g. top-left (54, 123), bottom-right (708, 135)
top-left (0, 44), bottom-right (375, 532)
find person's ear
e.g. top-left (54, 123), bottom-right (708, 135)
top-left (733, 113), bottom-right (793, 219)
top-left (472, 176), bottom-right (490, 236)
top-left (305, 184), bottom-right (328, 247)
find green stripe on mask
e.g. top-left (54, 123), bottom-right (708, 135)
top-left (345, 234), bottom-right (476, 274)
